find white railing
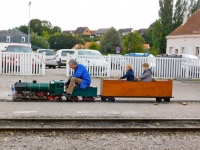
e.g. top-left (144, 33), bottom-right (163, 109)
top-left (66, 54), bottom-right (200, 79)
top-left (0, 52), bottom-right (46, 75)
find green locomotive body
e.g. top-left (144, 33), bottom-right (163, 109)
top-left (14, 80), bottom-right (98, 101)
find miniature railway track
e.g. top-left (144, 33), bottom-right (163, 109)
top-left (0, 118), bottom-right (200, 132)
top-left (1, 99), bottom-right (200, 103)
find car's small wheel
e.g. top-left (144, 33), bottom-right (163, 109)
top-left (53, 66), bottom-right (56, 69)
top-left (48, 66), bottom-right (51, 69)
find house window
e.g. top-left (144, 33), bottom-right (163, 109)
top-left (175, 49), bottom-right (178, 54)
top-left (6, 36), bottom-right (10, 42)
top-left (169, 47), bottom-right (172, 54)
top-left (21, 37), bottom-right (25, 42)
top-left (86, 30), bottom-right (88, 32)
top-left (181, 47), bottom-right (184, 54)
top-left (196, 47), bottom-right (199, 56)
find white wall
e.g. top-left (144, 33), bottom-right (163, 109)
top-left (0, 43), bottom-right (31, 50)
top-left (166, 35), bottom-right (200, 57)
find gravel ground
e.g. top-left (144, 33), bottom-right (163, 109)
top-left (0, 131), bottom-right (199, 149)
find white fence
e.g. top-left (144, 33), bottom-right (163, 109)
top-left (0, 52), bottom-right (45, 75)
top-left (66, 54), bottom-right (200, 79)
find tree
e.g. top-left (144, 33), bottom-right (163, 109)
top-left (31, 32), bottom-right (50, 49)
top-left (173, 0), bottom-right (188, 30)
top-left (151, 20), bottom-right (163, 51)
top-left (51, 26), bottom-right (62, 34)
top-left (30, 19), bottom-right (43, 36)
top-left (88, 42), bottom-right (100, 50)
top-left (123, 32), bottom-right (145, 53)
top-left (18, 25), bottom-right (28, 34)
top-left (188, 0), bottom-right (200, 16)
top-left (100, 27), bottom-right (122, 54)
top-left (158, 0), bottom-right (173, 53)
top-left (48, 34), bottom-right (85, 50)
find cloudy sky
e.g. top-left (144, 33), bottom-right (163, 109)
top-left (0, 0), bottom-right (159, 31)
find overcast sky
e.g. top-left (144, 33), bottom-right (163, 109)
top-left (0, 0), bottom-right (159, 31)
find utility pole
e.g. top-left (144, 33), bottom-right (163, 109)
top-left (128, 26), bottom-right (131, 51)
top-left (28, 2), bottom-right (31, 47)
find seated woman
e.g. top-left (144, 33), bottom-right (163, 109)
top-left (137, 63), bottom-right (152, 82)
top-left (119, 64), bottom-right (134, 81)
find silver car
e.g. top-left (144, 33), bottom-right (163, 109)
top-left (37, 49), bottom-right (57, 69)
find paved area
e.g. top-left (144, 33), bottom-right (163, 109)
top-left (0, 102), bottom-right (199, 118)
top-left (0, 67), bottom-right (200, 101)
top-left (0, 68), bottom-right (199, 119)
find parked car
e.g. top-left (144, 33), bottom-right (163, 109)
top-left (56, 49), bottom-right (75, 68)
top-left (112, 53), bottom-right (156, 71)
top-left (37, 49), bottom-right (57, 69)
top-left (73, 49), bottom-right (107, 75)
top-left (2, 45), bottom-right (39, 73)
top-left (109, 54), bottom-right (124, 69)
top-left (181, 54), bottom-right (200, 77)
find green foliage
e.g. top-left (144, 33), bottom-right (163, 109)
top-left (123, 32), bottom-right (145, 54)
top-left (159, 0), bottom-right (173, 53)
top-left (48, 34), bottom-right (85, 50)
top-left (82, 37), bottom-right (93, 42)
top-left (173, 0), bottom-right (188, 30)
top-left (19, 25), bottom-right (28, 35)
top-left (30, 19), bottom-right (43, 36)
top-left (51, 26), bottom-right (62, 34)
top-left (151, 20), bottom-right (163, 50)
top-left (188, 0), bottom-right (200, 16)
top-left (42, 31), bottom-right (50, 40)
top-left (149, 47), bottom-right (160, 56)
top-left (100, 27), bottom-right (122, 54)
top-left (31, 32), bottom-right (50, 49)
top-left (88, 42), bottom-right (100, 50)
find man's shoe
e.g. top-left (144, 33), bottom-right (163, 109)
top-left (62, 93), bottom-right (72, 98)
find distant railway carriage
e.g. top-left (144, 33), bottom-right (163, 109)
top-left (13, 78), bottom-right (173, 102)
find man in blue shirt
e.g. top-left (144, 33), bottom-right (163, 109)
top-left (64, 59), bottom-right (91, 98)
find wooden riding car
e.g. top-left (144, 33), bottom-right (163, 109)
top-left (100, 78), bottom-right (173, 102)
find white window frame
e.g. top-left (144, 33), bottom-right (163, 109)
top-left (6, 36), bottom-right (10, 42)
top-left (21, 37), bottom-right (25, 42)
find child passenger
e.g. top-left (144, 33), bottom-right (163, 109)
top-left (119, 64), bottom-right (134, 81)
top-left (138, 63), bottom-right (152, 82)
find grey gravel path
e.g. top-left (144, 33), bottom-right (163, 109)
top-left (0, 131), bottom-right (199, 150)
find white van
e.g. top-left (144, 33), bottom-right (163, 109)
top-left (56, 49), bottom-right (75, 68)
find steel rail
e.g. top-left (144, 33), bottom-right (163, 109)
top-left (0, 118), bottom-right (199, 121)
top-left (0, 118), bottom-right (199, 131)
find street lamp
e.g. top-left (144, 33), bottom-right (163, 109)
top-left (28, 2), bottom-right (31, 47)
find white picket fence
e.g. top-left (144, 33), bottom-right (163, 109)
top-left (0, 52), bottom-right (46, 75)
top-left (66, 54), bottom-right (200, 79)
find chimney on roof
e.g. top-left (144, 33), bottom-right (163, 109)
top-left (183, 9), bottom-right (188, 24)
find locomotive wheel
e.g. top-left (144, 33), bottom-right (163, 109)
top-left (156, 98), bottom-right (162, 102)
top-left (164, 98), bottom-right (170, 102)
top-left (101, 97), bottom-right (106, 102)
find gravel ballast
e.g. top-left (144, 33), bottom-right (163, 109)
top-left (0, 131), bottom-right (199, 149)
